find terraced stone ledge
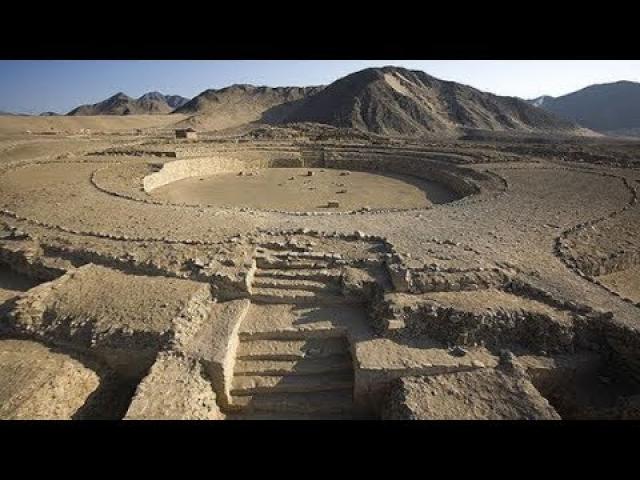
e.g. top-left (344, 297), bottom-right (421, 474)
top-left (6, 264), bottom-right (213, 380)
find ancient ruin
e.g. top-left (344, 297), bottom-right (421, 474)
top-left (2, 60), bottom-right (640, 420)
top-left (1, 125), bottom-right (639, 420)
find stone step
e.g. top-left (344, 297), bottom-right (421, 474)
top-left (225, 412), bottom-right (354, 420)
top-left (258, 244), bottom-right (308, 253)
top-left (236, 337), bottom-right (350, 361)
top-left (235, 355), bottom-right (352, 376)
top-left (231, 372), bottom-right (354, 395)
top-left (272, 252), bottom-right (339, 261)
top-left (255, 258), bottom-right (333, 270)
top-left (254, 268), bottom-right (342, 282)
top-left (252, 277), bottom-right (336, 292)
top-left (251, 288), bottom-right (355, 305)
top-left (239, 303), bottom-right (368, 340)
top-left (228, 390), bottom-right (354, 415)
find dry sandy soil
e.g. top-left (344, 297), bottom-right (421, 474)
top-left (151, 167), bottom-right (457, 211)
top-left (598, 266), bottom-right (640, 304)
top-left (1, 116), bottom-right (639, 420)
top-left (0, 114), bottom-right (186, 135)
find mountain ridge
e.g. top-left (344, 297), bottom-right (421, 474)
top-left (275, 66), bottom-right (586, 136)
top-left (527, 80), bottom-right (640, 134)
top-left (172, 84), bottom-right (324, 130)
top-left (67, 92), bottom-right (190, 116)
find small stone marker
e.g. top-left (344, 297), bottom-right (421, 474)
top-left (307, 171), bottom-right (314, 176)
top-left (327, 201), bottom-right (340, 208)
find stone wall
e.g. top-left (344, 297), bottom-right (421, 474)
top-left (321, 149), bottom-right (481, 198)
top-left (143, 152), bottom-right (304, 192)
top-left (143, 156), bottom-right (245, 192)
top-left (141, 146), bottom-right (487, 203)
top-left (373, 295), bottom-right (576, 354)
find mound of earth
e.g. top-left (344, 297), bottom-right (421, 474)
top-left (278, 66), bottom-right (589, 137)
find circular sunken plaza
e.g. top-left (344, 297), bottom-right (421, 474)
top-left (1, 133), bottom-right (640, 420)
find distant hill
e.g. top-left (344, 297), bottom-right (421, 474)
top-left (173, 84), bottom-right (323, 130)
top-left (526, 81), bottom-right (640, 135)
top-left (39, 111), bottom-right (59, 116)
top-left (68, 92), bottom-right (190, 116)
top-left (528, 96), bottom-right (554, 108)
top-left (164, 95), bottom-right (190, 109)
top-left (277, 66), bottom-right (586, 136)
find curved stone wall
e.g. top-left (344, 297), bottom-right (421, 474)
top-left (142, 147), bottom-right (484, 204)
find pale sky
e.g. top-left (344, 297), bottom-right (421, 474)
top-left (1, 60), bottom-right (639, 114)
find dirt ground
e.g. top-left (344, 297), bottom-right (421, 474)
top-left (598, 265), bottom-right (640, 303)
top-left (151, 167), bottom-right (457, 211)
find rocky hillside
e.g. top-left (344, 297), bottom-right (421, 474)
top-left (164, 95), bottom-right (190, 109)
top-left (528, 96), bottom-right (554, 108)
top-left (172, 84), bottom-right (323, 130)
top-left (278, 66), bottom-right (586, 136)
top-left (527, 81), bottom-right (640, 135)
top-left (67, 92), bottom-right (190, 116)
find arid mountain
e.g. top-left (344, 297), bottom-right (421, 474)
top-left (68, 92), bottom-right (190, 116)
top-left (68, 92), bottom-right (137, 116)
top-left (527, 81), bottom-right (640, 135)
top-left (39, 111), bottom-right (60, 116)
top-left (164, 95), bottom-right (190, 109)
top-left (173, 84), bottom-right (323, 130)
top-left (278, 66), bottom-right (586, 136)
top-left (528, 96), bottom-right (554, 108)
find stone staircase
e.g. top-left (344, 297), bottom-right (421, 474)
top-left (225, 244), bottom-right (367, 419)
top-left (250, 246), bottom-right (353, 306)
top-left (229, 343), bottom-right (354, 418)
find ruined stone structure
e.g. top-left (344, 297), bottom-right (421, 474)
top-left (1, 134), bottom-right (640, 420)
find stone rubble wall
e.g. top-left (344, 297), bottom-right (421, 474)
top-left (373, 294), bottom-right (576, 354)
top-left (0, 240), bottom-right (70, 282)
top-left (320, 149), bottom-right (481, 198)
top-left (601, 322), bottom-right (640, 383)
top-left (408, 268), bottom-right (508, 294)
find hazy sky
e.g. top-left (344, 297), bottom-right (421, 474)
top-left (1, 60), bottom-right (640, 114)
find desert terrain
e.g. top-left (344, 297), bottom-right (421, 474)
top-left (1, 66), bottom-right (640, 420)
